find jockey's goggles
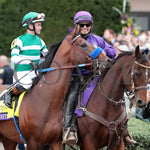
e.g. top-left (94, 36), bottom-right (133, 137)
top-left (32, 13), bottom-right (45, 23)
top-left (79, 23), bottom-right (91, 28)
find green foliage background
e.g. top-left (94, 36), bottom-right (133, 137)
top-left (65, 118), bottom-right (150, 150)
top-left (0, 0), bottom-right (130, 56)
top-left (126, 118), bottom-right (150, 150)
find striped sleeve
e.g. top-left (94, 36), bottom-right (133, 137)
top-left (11, 38), bottom-right (30, 64)
top-left (11, 38), bottom-right (22, 57)
top-left (41, 39), bottom-right (48, 57)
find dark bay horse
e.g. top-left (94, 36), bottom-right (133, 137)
top-left (75, 46), bottom-right (150, 150)
top-left (0, 27), bottom-right (108, 150)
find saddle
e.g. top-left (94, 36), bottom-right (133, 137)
top-left (0, 89), bottom-right (25, 120)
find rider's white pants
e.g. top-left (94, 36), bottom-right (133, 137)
top-left (13, 70), bottom-right (37, 90)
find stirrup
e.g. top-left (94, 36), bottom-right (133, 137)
top-left (63, 128), bottom-right (78, 146)
top-left (67, 131), bottom-right (78, 146)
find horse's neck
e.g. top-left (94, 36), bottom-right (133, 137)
top-left (34, 69), bottom-right (72, 108)
top-left (101, 63), bottom-right (125, 100)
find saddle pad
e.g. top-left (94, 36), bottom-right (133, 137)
top-left (75, 77), bottom-right (99, 117)
top-left (0, 90), bottom-right (26, 120)
top-left (14, 92), bottom-right (26, 117)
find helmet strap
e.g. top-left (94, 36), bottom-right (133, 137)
top-left (27, 23), bottom-right (37, 35)
top-left (80, 28), bottom-right (92, 39)
top-left (81, 33), bottom-right (90, 40)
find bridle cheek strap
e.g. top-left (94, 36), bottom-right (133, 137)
top-left (128, 61), bottom-right (149, 101)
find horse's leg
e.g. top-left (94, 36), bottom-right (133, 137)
top-left (40, 145), bottom-right (49, 150)
top-left (80, 139), bottom-right (96, 150)
top-left (1, 136), bottom-right (17, 150)
top-left (26, 140), bottom-right (40, 150)
top-left (111, 139), bottom-right (125, 150)
top-left (82, 144), bottom-right (96, 150)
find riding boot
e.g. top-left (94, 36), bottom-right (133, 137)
top-left (63, 76), bottom-right (81, 145)
top-left (4, 84), bottom-right (26, 109)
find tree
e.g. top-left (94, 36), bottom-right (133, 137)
top-left (0, 0), bottom-right (130, 56)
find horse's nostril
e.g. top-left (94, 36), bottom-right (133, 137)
top-left (137, 99), bottom-right (143, 104)
top-left (136, 99), bottom-right (145, 107)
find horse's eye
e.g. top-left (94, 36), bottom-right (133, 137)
top-left (81, 43), bottom-right (87, 48)
top-left (134, 71), bottom-right (140, 77)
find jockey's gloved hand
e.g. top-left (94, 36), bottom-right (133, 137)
top-left (30, 61), bottom-right (38, 70)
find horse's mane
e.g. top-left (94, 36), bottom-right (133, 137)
top-left (31, 41), bottom-right (62, 87)
top-left (100, 49), bottom-right (149, 80)
top-left (100, 51), bottom-right (133, 79)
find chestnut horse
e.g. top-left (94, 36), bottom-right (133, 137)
top-left (75, 46), bottom-right (150, 150)
top-left (0, 27), bottom-right (108, 150)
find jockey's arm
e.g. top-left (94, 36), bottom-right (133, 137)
top-left (40, 39), bottom-right (49, 57)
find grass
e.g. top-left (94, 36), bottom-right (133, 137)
top-left (65, 117), bottom-right (150, 150)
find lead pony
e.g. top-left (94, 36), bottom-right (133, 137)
top-left (0, 27), bottom-right (108, 150)
top-left (75, 46), bottom-right (150, 150)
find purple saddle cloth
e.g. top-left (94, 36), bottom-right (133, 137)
top-left (75, 77), bottom-right (99, 117)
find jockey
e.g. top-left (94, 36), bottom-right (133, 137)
top-left (4, 12), bottom-right (48, 108)
top-left (72, 11), bottom-right (116, 59)
top-left (63, 11), bottom-right (116, 144)
top-left (63, 11), bottom-right (137, 146)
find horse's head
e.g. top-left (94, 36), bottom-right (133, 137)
top-left (125, 46), bottom-right (150, 107)
top-left (56, 26), bottom-right (109, 66)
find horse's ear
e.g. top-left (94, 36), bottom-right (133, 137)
top-left (135, 45), bottom-right (140, 59)
top-left (69, 24), bottom-right (80, 40)
top-left (69, 28), bottom-right (76, 40)
top-left (75, 24), bottom-right (80, 34)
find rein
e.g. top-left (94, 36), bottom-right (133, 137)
top-left (37, 34), bottom-right (94, 73)
top-left (37, 62), bottom-right (93, 73)
top-left (98, 80), bottom-right (125, 105)
top-left (38, 34), bottom-right (104, 74)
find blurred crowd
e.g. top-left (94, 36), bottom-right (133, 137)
top-left (103, 28), bottom-right (150, 56)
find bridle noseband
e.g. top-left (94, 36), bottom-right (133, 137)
top-left (128, 61), bottom-right (150, 100)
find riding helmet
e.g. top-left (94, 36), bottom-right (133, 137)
top-left (74, 11), bottom-right (93, 24)
top-left (22, 12), bottom-right (45, 28)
